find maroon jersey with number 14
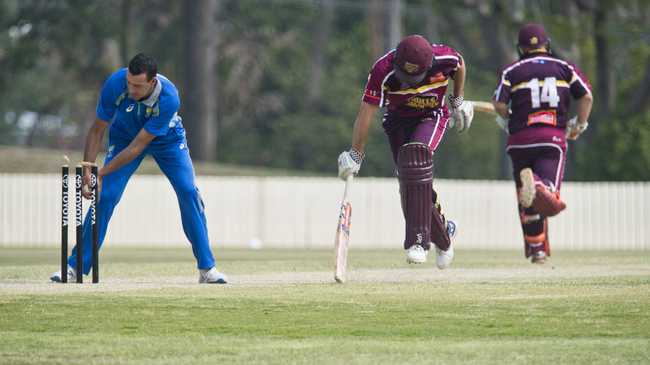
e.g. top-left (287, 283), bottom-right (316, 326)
top-left (494, 53), bottom-right (592, 135)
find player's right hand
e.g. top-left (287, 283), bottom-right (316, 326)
top-left (82, 169), bottom-right (93, 199)
top-left (338, 149), bottom-right (362, 180)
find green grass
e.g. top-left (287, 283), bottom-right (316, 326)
top-left (1, 248), bottom-right (649, 364)
top-left (0, 146), bottom-right (314, 176)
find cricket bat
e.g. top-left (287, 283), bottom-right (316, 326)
top-left (470, 100), bottom-right (497, 115)
top-left (334, 174), bottom-right (353, 283)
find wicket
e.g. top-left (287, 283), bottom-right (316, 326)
top-left (61, 165), bottom-right (68, 283)
top-left (60, 163), bottom-right (99, 283)
top-left (75, 165), bottom-right (82, 282)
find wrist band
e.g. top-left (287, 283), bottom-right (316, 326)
top-left (349, 149), bottom-right (364, 164)
top-left (448, 95), bottom-right (464, 109)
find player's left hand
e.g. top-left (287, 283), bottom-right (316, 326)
top-left (566, 116), bottom-right (589, 140)
top-left (448, 97), bottom-right (474, 133)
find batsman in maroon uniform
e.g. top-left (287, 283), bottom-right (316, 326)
top-left (338, 35), bottom-right (474, 268)
top-left (492, 24), bottom-right (593, 263)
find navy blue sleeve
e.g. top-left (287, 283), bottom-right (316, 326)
top-left (568, 63), bottom-right (592, 99)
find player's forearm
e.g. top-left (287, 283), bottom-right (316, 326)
top-left (83, 121), bottom-right (107, 164)
top-left (452, 59), bottom-right (466, 97)
top-left (351, 102), bottom-right (379, 153)
top-left (99, 129), bottom-right (155, 177)
top-left (576, 93), bottom-right (593, 124)
top-left (492, 100), bottom-right (510, 119)
top-left (99, 146), bottom-right (142, 177)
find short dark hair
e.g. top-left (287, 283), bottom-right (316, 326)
top-left (128, 53), bottom-right (157, 80)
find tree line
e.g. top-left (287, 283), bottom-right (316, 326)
top-left (0, 0), bottom-right (648, 180)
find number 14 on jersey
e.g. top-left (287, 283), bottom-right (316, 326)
top-left (529, 77), bottom-right (559, 108)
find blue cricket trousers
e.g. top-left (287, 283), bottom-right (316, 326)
top-left (68, 137), bottom-right (216, 272)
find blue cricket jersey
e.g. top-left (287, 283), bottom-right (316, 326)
top-left (96, 68), bottom-right (185, 147)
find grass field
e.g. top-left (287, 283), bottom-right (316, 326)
top-left (1, 247), bottom-right (649, 364)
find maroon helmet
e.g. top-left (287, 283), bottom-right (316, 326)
top-left (393, 35), bottom-right (434, 86)
top-left (518, 23), bottom-right (550, 48)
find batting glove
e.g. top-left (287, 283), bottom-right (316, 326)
top-left (566, 116), bottom-right (589, 140)
top-left (448, 95), bottom-right (474, 133)
top-left (338, 149), bottom-right (363, 180)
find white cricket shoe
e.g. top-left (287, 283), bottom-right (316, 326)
top-left (436, 245), bottom-right (454, 269)
top-left (199, 267), bottom-right (228, 284)
top-left (50, 265), bottom-right (76, 283)
top-left (435, 220), bottom-right (457, 269)
top-left (531, 250), bottom-right (547, 264)
top-left (519, 168), bottom-right (536, 208)
top-left (406, 244), bottom-right (428, 264)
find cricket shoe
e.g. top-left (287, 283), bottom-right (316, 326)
top-left (519, 168), bottom-right (566, 216)
top-left (532, 186), bottom-right (566, 217)
top-left (406, 244), bottom-right (428, 264)
top-left (199, 267), bottom-right (228, 284)
top-left (530, 250), bottom-right (547, 264)
top-left (435, 220), bottom-right (457, 269)
top-left (50, 265), bottom-right (76, 283)
top-left (518, 168), bottom-right (537, 208)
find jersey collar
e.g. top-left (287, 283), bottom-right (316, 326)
top-left (141, 78), bottom-right (161, 107)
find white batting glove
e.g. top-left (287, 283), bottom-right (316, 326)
top-left (457, 101), bottom-right (474, 132)
top-left (338, 149), bottom-right (362, 180)
top-left (448, 95), bottom-right (474, 133)
top-left (447, 95), bottom-right (460, 130)
top-left (495, 115), bottom-right (509, 134)
top-left (566, 116), bottom-right (589, 140)
top-left (450, 102), bottom-right (474, 133)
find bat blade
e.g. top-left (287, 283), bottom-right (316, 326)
top-left (470, 101), bottom-right (497, 115)
top-left (334, 201), bottom-right (351, 283)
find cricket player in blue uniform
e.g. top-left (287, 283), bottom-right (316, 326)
top-left (51, 53), bottom-right (227, 284)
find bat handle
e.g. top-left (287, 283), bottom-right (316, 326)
top-left (342, 174), bottom-right (353, 202)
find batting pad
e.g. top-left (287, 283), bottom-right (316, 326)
top-left (397, 142), bottom-right (433, 250)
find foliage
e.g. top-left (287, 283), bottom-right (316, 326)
top-left (0, 0), bottom-right (649, 180)
top-left (585, 109), bottom-right (650, 180)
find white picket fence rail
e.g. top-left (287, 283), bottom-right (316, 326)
top-left (1, 173), bottom-right (648, 250)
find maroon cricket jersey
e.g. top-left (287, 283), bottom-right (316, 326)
top-left (494, 52), bottom-right (592, 135)
top-left (362, 44), bottom-right (463, 121)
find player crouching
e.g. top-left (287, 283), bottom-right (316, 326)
top-left (338, 35), bottom-right (471, 268)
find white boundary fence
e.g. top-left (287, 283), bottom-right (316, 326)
top-left (1, 174), bottom-right (648, 250)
